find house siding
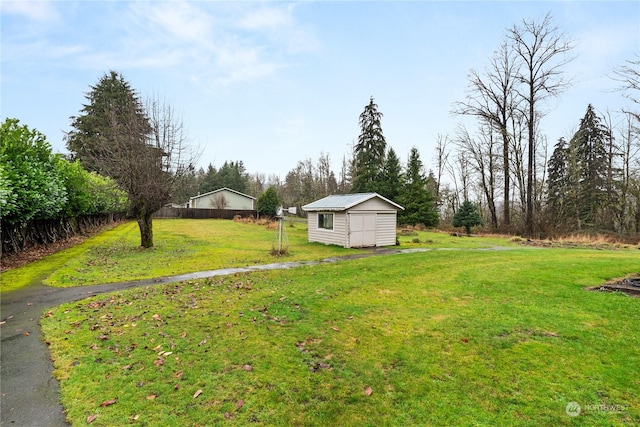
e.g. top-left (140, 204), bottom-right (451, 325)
top-left (307, 212), bottom-right (348, 247)
top-left (191, 189), bottom-right (254, 210)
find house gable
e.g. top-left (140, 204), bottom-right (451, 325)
top-left (189, 187), bottom-right (255, 210)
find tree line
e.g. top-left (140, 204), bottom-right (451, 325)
top-left (3, 12), bottom-right (638, 249)
top-left (442, 13), bottom-right (639, 238)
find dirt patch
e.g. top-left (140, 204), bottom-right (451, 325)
top-left (588, 276), bottom-right (640, 297)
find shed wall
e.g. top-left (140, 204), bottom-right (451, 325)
top-left (307, 212), bottom-right (347, 247)
top-left (375, 213), bottom-right (398, 246)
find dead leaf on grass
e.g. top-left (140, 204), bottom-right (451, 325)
top-left (87, 414), bottom-right (97, 424)
top-left (331, 326), bottom-right (340, 332)
top-left (100, 398), bottom-right (117, 407)
top-left (236, 399), bottom-right (245, 409)
top-left (193, 389), bottom-right (203, 399)
top-left (146, 394), bottom-right (157, 400)
top-left (364, 387), bottom-right (373, 396)
top-left (242, 365), bottom-right (253, 371)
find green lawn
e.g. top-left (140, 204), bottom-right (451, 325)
top-left (1, 219), bottom-right (364, 291)
top-left (1, 219), bottom-right (514, 292)
top-left (37, 222), bottom-right (639, 426)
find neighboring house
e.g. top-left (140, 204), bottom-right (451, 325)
top-left (302, 193), bottom-right (404, 248)
top-left (188, 187), bottom-right (256, 210)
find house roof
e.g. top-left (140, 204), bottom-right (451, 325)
top-left (302, 193), bottom-right (404, 212)
top-left (189, 187), bottom-right (256, 201)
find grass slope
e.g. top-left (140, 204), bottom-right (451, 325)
top-left (42, 247), bottom-right (639, 426)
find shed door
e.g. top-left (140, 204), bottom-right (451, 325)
top-left (349, 213), bottom-right (376, 247)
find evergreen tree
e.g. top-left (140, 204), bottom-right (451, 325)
top-left (453, 200), bottom-right (483, 235)
top-left (256, 186), bottom-right (280, 217)
top-left (352, 97), bottom-right (386, 193)
top-left (546, 137), bottom-right (570, 223)
top-left (379, 147), bottom-right (403, 201)
top-left (573, 104), bottom-right (609, 226)
top-left (398, 147), bottom-right (439, 226)
top-left (66, 70), bottom-right (151, 176)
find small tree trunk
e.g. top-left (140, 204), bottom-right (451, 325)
top-left (137, 211), bottom-right (154, 248)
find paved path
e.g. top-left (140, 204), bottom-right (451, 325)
top-left (0, 246), bottom-right (516, 426)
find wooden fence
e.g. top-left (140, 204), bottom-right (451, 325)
top-left (153, 207), bottom-right (257, 220)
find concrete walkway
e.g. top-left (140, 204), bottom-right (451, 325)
top-left (1, 246), bottom-right (517, 426)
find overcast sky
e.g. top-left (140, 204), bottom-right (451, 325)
top-left (2, 1), bottom-right (638, 179)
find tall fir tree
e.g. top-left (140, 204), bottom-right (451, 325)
top-left (379, 147), bottom-right (403, 201)
top-left (546, 137), bottom-right (570, 224)
top-left (573, 104), bottom-right (609, 226)
top-left (66, 70), bottom-right (151, 176)
top-left (398, 147), bottom-right (439, 226)
top-left (352, 97), bottom-right (387, 193)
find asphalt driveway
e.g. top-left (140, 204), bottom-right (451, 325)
top-left (2, 247), bottom-right (433, 426)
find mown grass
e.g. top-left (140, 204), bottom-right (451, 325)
top-left (1, 219), bottom-right (358, 291)
top-left (42, 247), bottom-right (639, 426)
top-left (1, 219), bottom-right (516, 292)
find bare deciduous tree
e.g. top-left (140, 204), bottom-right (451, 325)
top-left (507, 12), bottom-right (575, 235)
top-left (453, 42), bottom-right (522, 228)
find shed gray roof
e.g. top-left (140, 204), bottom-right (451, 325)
top-left (302, 193), bottom-right (403, 211)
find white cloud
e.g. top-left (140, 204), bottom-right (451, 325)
top-left (129, 1), bottom-right (214, 45)
top-left (239, 4), bottom-right (294, 31)
top-left (1, 0), bottom-right (59, 23)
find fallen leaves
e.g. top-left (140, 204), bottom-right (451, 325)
top-left (193, 389), bottom-right (203, 399)
top-left (364, 387), bottom-right (373, 396)
top-left (100, 398), bottom-right (117, 407)
top-left (87, 414), bottom-right (97, 424)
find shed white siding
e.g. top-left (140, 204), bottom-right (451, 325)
top-left (307, 212), bottom-right (348, 247)
top-left (375, 213), bottom-right (398, 246)
top-left (347, 197), bottom-right (393, 212)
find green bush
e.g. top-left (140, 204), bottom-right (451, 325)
top-left (1, 118), bottom-right (129, 224)
top-left (0, 118), bottom-right (67, 223)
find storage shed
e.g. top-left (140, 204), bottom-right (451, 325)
top-left (302, 193), bottom-right (404, 248)
top-left (188, 187), bottom-right (255, 210)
